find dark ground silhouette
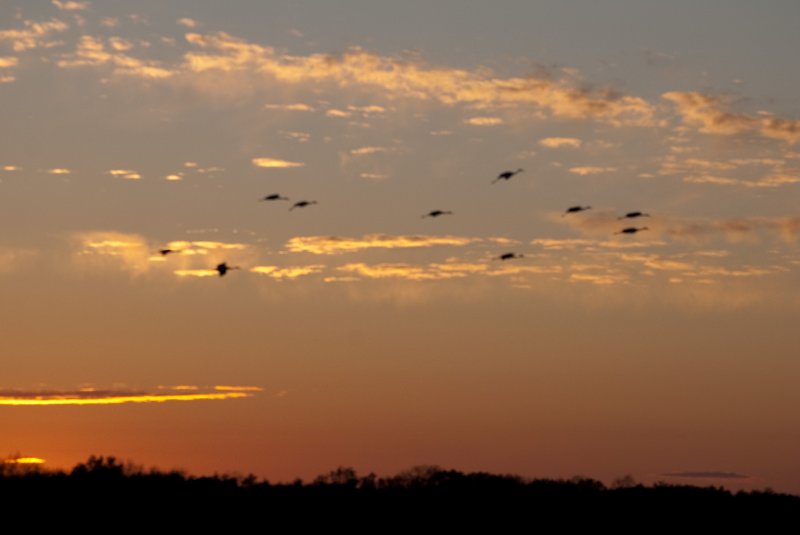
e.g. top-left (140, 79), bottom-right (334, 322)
top-left (1, 456), bottom-right (797, 527)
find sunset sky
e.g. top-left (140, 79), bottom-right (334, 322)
top-left (2, 1), bottom-right (799, 492)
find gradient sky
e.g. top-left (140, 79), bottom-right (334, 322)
top-left (1, 0), bottom-right (799, 492)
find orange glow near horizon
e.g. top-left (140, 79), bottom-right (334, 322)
top-left (3, 457), bottom-right (46, 464)
top-left (0, 387), bottom-right (261, 406)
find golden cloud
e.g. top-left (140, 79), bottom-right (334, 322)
top-left (251, 157), bottom-right (304, 168)
top-left (338, 262), bottom-right (469, 281)
top-left (47, 168), bottom-right (71, 174)
top-left (264, 102), bottom-right (315, 112)
top-left (174, 269), bottom-right (218, 277)
top-left (180, 32), bottom-right (656, 126)
top-left (465, 116), bottom-right (504, 126)
top-left (539, 137), bottom-right (582, 149)
top-left (58, 35), bottom-right (174, 78)
top-left (0, 385), bottom-right (262, 406)
top-left (52, 0), bottom-right (88, 11)
top-left (285, 234), bottom-right (479, 254)
top-left (0, 18), bottom-right (69, 52)
top-left (250, 265), bottom-right (325, 279)
top-left (664, 91), bottom-right (800, 143)
top-left (177, 18), bottom-right (198, 29)
top-left (108, 169), bottom-right (142, 180)
top-left (73, 231), bottom-right (152, 275)
top-left (350, 146), bottom-right (387, 156)
top-left (568, 166), bottom-right (616, 175)
top-left (0, 57), bottom-right (18, 68)
top-left (3, 456), bottom-right (45, 464)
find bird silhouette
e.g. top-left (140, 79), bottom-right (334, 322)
top-left (618, 211), bottom-right (650, 220)
top-left (492, 168), bottom-right (524, 184)
top-left (158, 248), bottom-right (179, 256)
top-left (563, 205), bottom-right (591, 216)
top-left (496, 252), bottom-right (524, 261)
top-left (216, 262), bottom-right (240, 277)
top-left (260, 194), bottom-right (289, 201)
top-left (422, 210), bottom-right (453, 218)
top-left (614, 227), bottom-right (649, 235)
top-left (290, 200), bottom-right (318, 211)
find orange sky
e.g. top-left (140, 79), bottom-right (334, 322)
top-left (1, 1), bottom-right (799, 493)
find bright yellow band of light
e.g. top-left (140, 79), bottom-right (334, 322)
top-left (3, 457), bottom-right (46, 464)
top-left (0, 392), bottom-right (252, 406)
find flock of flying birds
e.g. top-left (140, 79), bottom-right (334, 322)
top-left (158, 167), bottom-right (651, 277)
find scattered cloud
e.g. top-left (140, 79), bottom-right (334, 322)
top-left (2, 165), bottom-right (20, 171)
top-left (58, 35), bottom-right (173, 78)
top-left (173, 269), bottom-right (219, 277)
top-left (359, 172), bottom-right (388, 181)
top-left (165, 173), bottom-right (182, 181)
top-left (47, 168), bottom-right (71, 174)
top-left (0, 385), bottom-right (261, 406)
top-left (108, 169), bottom-right (141, 180)
top-left (539, 137), bottom-right (582, 149)
top-left (350, 146), bottom-right (388, 156)
top-left (251, 157), bottom-right (304, 168)
top-left (568, 166), bottom-right (616, 175)
top-left (0, 19), bottom-right (69, 52)
top-left (284, 234), bottom-right (479, 254)
top-left (250, 265), bottom-right (325, 279)
top-left (0, 57), bottom-right (19, 68)
top-left (177, 18), bottom-right (198, 29)
top-left (325, 109), bottom-right (351, 118)
top-left (664, 91), bottom-right (800, 143)
top-left (52, 1), bottom-right (89, 11)
top-left (3, 456), bottom-right (45, 464)
top-left (264, 102), bottom-right (315, 112)
top-left (465, 116), bottom-right (504, 126)
top-left (430, 130), bottom-right (453, 136)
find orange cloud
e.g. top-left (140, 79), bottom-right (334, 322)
top-left (0, 385), bottom-right (261, 406)
top-left (350, 146), bottom-right (388, 156)
top-left (0, 18), bottom-right (69, 52)
top-left (285, 234), bottom-right (479, 254)
top-left (181, 32), bottom-right (656, 126)
top-left (47, 168), bottom-right (71, 174)
top-left (3, 456), bottom-right (45, 464)
top-left (250, 265), bottom-right (325, 279)
top-left (0, 57), bottom-right (18, 68)
top-left (52, 0), bottom-right (88, 10)
top-left (568, 166), bottom-right (616, 176)
top-left (251, 157), bottom-right (304, 168)
top-left (539, 137), bottom-right (582, 149)
top-left (58, 35), bottom-right (174, 78)
top-left (465, 116), bottom-right (504, 126)
top-left (264, 102), bottom-right (315, 112)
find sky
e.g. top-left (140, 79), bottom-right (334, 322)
top-left (1, 0), bottom-right (799, 492)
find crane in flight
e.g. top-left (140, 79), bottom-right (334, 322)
top-left (496, 252), bottom-right (524, 261)
top-left (290, 200), bottom-right (318, 211)
top-left (563, 205), bottom-right (591, 216)
top-left (422, 210), bottom-right (453, 218)
top-left (492, 168), bottom-right (524, 184)
top-left (614, 227), bottom-right (649, 235)
top-left (260, 194), bottom-right (289, 201)
top-left (618, 211), bottom-right (650, 220)
top-left (216, 262), bottom-right (240, 277)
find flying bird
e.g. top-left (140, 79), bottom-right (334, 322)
top-left (290, 200), bottom-right (318, 211)
top-left (492, 168), bottom-right (524, 184)
top-left (158, 248), bottom-right (179, 256)
top-left (422, 210), bottom-right (453, 218)
top-left (216, 262), bottom-right (240, 277)
top-left (618, 211), bottom-right (650, 220)
top-left (614, 227), bottom-right (649, 235)
top-left (260, 194), bottom-right (289, 201)
top-left (496, 252), bottom-right (524, 261)
top-left (563, 205), bottom-right (591, 216)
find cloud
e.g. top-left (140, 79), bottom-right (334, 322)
top-left (660, 471), bottom-right (749, 480)
top-left (2, 165), bottom-right (20, 171)
top-left (180, 32), bottom-right (656, 126)
top-left (0, 19), bottom-right (69, 52)
top-left (285, 234), bottom-right (480, 254)
top-left (359, 172), bottom-right (388, 181)
top-left (58, 35), bottom-right (174, 78)
top-left (465, 116), bottom-right (503, 126)
top-left (108, 169), bottom-right (141, 180)
top-left (72, 231), bottom-right (152, 274)
top-left (0, 385), bottom-right (262, 406)
top-left (173, 269), bottom-right (219, 277)
top-left (430, 130), bottom-right (453, 136)
top-left (684, 173), bottom-right (800, 188)
top-left (568, 166), bottom-right (616, 175)
top-left (338, 262), bottom-right (471, 281)
top-left (251, 157), bottom-right (304, 168)
top-left (47, 168), bottom-right (71, 174)
top-left (350, 146), bottom-right (388, 156)
top-left (264, 102), bottom-right (315, 112)
top-left (177, 18), bottom-right (198, 28)
top-left (3, 456), bottom-right (45, 465)
top-left (250, 265), bottom-right (325, 279)
top-left (52, 1), bottom-right (89, 11)
top-left (664, 91), bottom-right (800, 143)
top-left (0, 57), bottom-right (18, 68)
top-left (539, 137), bottom-right (582, 149)
top-left (569, 272), bottom-right (629, 285)
top-left (326, 109), bottom-right (351, 118)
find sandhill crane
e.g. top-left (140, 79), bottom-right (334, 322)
top-left (260, 194), bottom-right (289, 201)
top-left (496, 252), bottom-right (524, 261)
top-left (618, 211), bottom-right (650, 220)
top-left (158, 248), bottom-right (179, 256)
top-left (563, 205), bottom-right (591, 216)
top-left (290, 200), bottom-right (318, 211)
top-left (614, 227), bottom-right (649, 235)
top-left (422, 210), bottom-right (453, 218)
top-left (492, 168), bottom-right (524, 184)
top-left (216, 262), bottom-right (240, 277)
